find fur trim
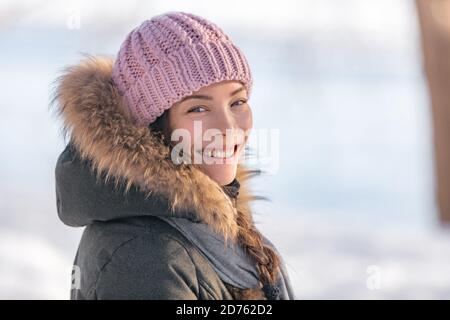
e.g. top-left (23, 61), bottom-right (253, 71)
top-left (51, 56), bottom-right (260, 242)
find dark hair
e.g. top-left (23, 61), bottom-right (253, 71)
top-left (148, 109), bottom-right (171, 146)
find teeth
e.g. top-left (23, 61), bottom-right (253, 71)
top-left (204, 147), bottom-right (235, 158)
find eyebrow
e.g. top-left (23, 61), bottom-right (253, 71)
top-left (178, 86), bottom-right (246, 104)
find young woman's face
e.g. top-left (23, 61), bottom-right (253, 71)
top-left (168, 80), bottom-right (253, 185)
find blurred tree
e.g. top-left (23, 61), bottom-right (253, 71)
top-left (416, 0), bottom-right (450, 224)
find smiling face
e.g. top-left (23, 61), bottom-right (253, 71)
top-left (167, 80), bottom-right (253, 185)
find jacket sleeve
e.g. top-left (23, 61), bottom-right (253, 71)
top-left (94, 235), bottom-right (199, 300)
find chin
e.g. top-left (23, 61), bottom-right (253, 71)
top-left (200, 164), bottom-right (237, 186)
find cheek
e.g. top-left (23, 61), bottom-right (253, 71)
top-left (237, 107), bottom-right (253, 132)
top-left (168, 114), bottom-right (196, 148)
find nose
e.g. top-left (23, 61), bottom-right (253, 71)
top-left (209, 107), bottom-right (237, 146)
top-left (214, 108), bottom-right (235, 133)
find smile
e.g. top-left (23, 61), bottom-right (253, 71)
top-left (196, 144), bottom-right (239, 160)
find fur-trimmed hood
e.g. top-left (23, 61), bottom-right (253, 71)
top-left (51, 56), bottom-right (260, 242)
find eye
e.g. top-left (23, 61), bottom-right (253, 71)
top-left (188, 106), bottom-right (207, 113)
top-left (232, 99), bottom-right (247, 107)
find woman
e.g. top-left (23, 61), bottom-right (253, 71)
top-left (52, 11), bottom-right (294, 300)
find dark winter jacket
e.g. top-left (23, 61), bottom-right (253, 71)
top-left (52, 57), bottom-right (291, 300)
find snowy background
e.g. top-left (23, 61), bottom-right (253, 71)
top-left (1, 0), bottom-right (448, 299)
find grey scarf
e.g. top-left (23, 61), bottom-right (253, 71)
top-left (158, 179), bottom-right (295, 300)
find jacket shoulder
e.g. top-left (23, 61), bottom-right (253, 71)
top-left (95, 224), bottom-right (199, 299)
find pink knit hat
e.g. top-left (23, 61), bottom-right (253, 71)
top-left (111, 11), bottom-right (253, 127)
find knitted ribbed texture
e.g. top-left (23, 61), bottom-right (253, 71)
top-left (111, 11), bottom-right (253, 127)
